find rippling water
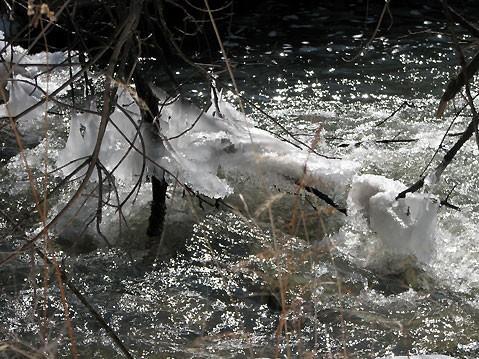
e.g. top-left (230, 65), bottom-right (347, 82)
top-left (1, 3), bottom-right (479, 358)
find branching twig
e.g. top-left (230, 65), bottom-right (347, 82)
top-left (343, 0), bottom-right (392, 62)
top-left (0, 202), bottom-right (134, 359)
top-left (396, 115), bottom-right (477, 199)
top-left (436, 49), bottom-right (479, 118)
top-left (375, 101), bottom-right (414, 127)
top-left (0, 0), bottom-right (143, 268)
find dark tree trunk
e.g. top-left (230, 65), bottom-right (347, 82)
top-left (133, 69), bottom-right (169, 242)
top-left (147, 175), bottom-right (168, 237)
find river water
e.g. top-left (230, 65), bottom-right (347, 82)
top-left (1, 3), bottom-right (479, 358)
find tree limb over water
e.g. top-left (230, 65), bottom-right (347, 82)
top-left (398, 0), bottom-right (479, 200)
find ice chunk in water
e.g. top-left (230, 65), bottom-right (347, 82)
top-left (57, 90), bottom-right (144, 182)
top-left (369, 191), bottom-right (439, 263)
top-left (0, 74), bottom-right (45, 119)
top-left (151, 86), bottom-right (359, 198)
top-left (58, 84), bottom-right (359, 199)
top-left (349, 174), bottom-right (439, 265)
top-left (0, 44), bottom-right (69, 140)
top-left (348, 174), bottom-right (406, 216)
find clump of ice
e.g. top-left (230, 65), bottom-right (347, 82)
top-left (151, 87), bottom-right (359, 198)
top-left (1, 38), bottom-right (441, 266)
top-left (348, 174), bottom-right (406, 217)
top-left (0, 33), bottom-right (69, 141)
top-left (0, 30), bottom-right (66, 82)
top-left (0, 74), bottom-right (47, 128)
top-left (343, 174), bottom-right (439, 269)
top-left (57, 89), bottom-right (145, 184)
top-left (57, 85), bottom-right (359, 199)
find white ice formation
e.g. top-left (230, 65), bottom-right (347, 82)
top-left (0, 30), bottom-right (68, 138)
top-left (347, 174), bottom-right (439, 265)
top-left (0, 34), bottom-right (442, 266)
top-left (58, 86), bottom-right (359, 199)
top-left (57, 90), bottom-right (147, 182)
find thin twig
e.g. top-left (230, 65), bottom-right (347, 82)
top-left (343, 0), bottom-right (392, 62)
top-left (375, 101), bottom-right (414, 127)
